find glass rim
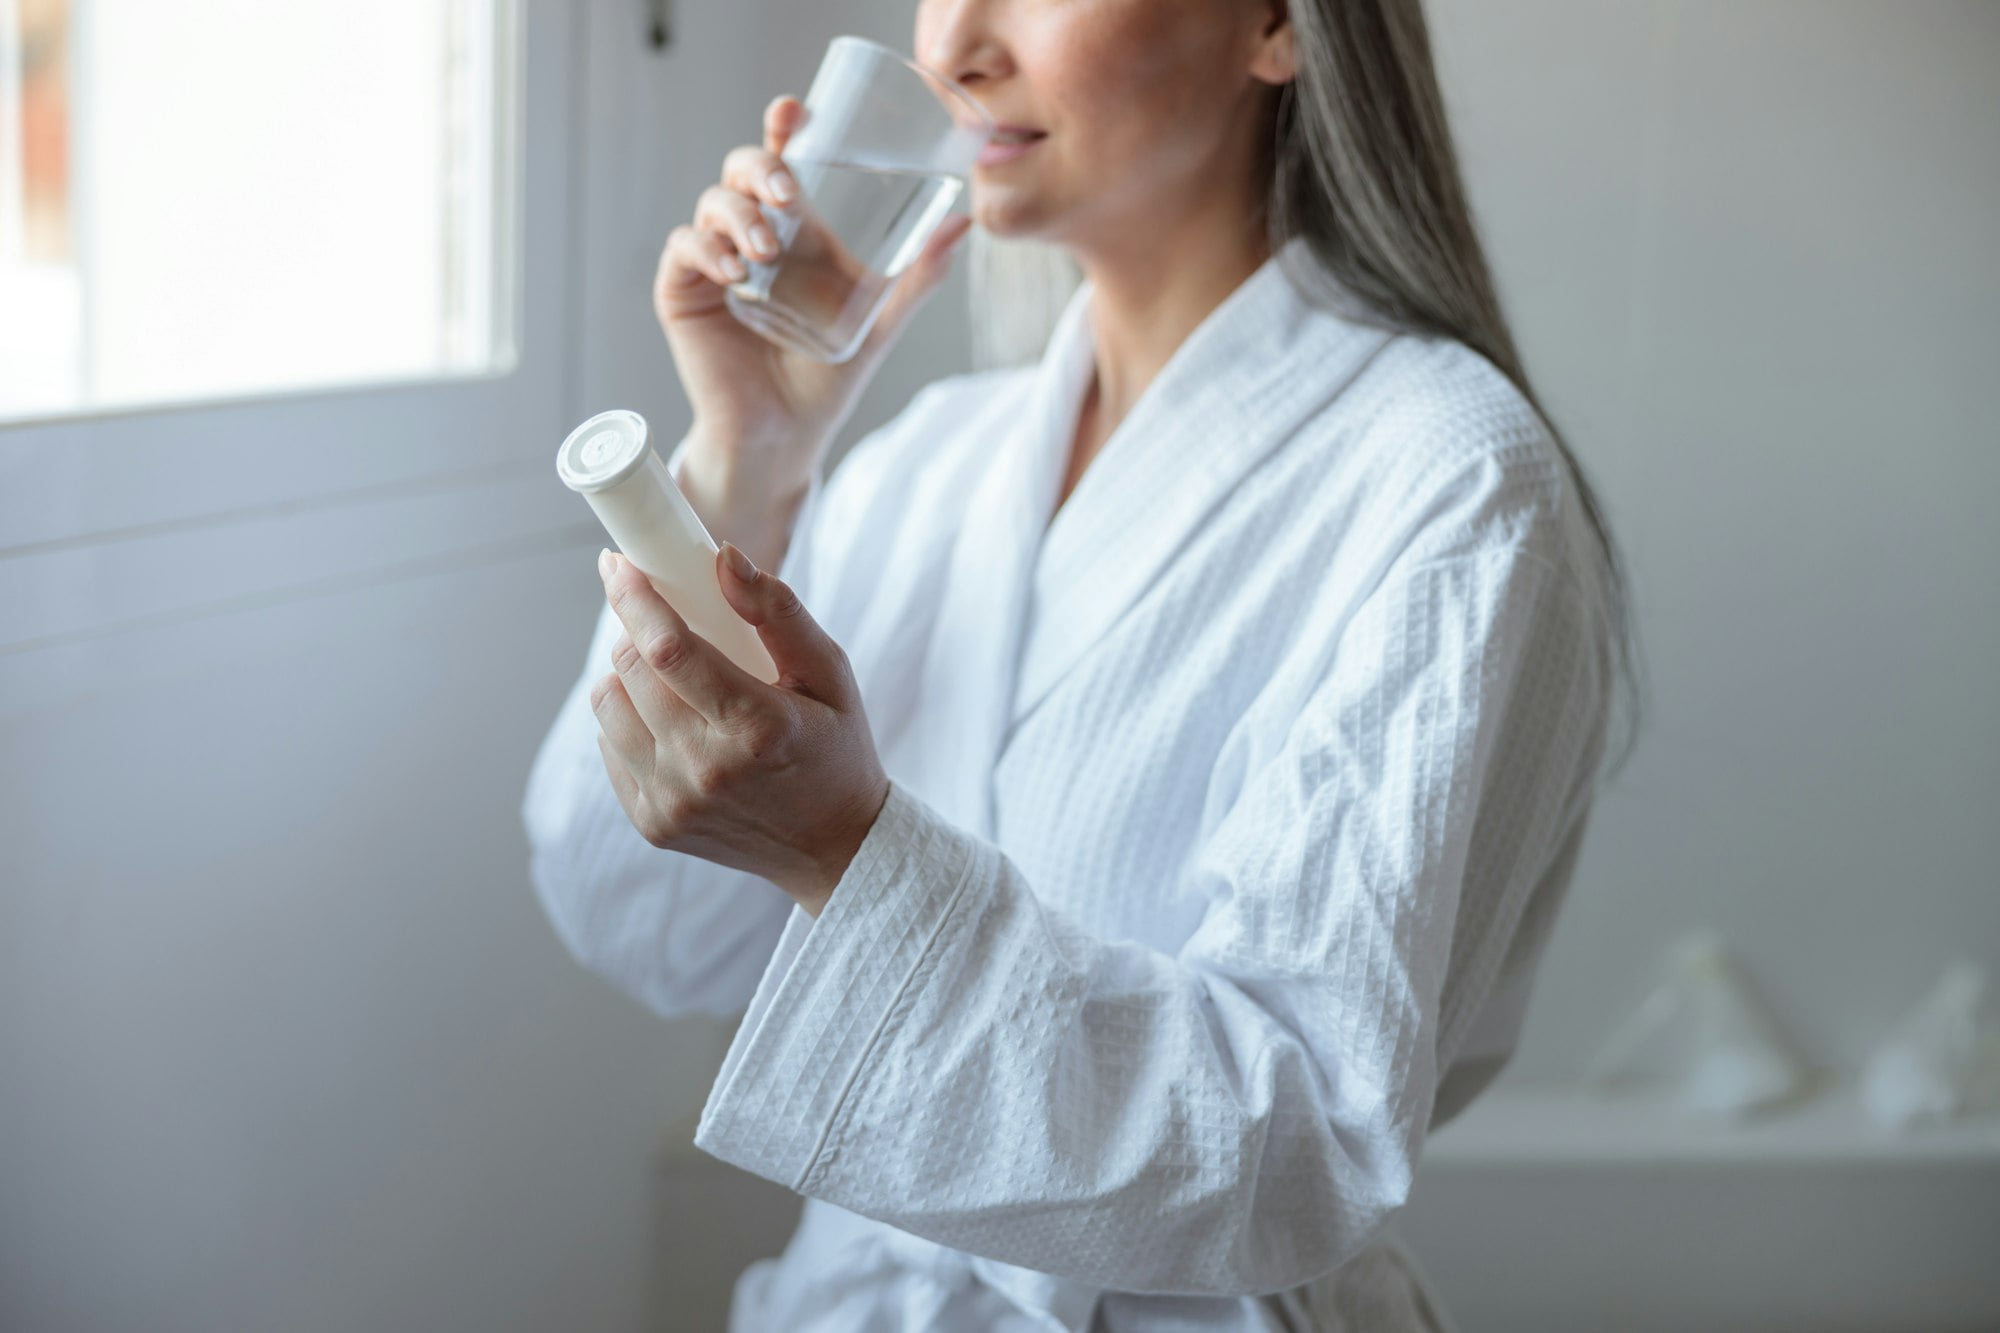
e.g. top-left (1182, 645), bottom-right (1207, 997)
top-left (826, 34), bottom-right (995, 137)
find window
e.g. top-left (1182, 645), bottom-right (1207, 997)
top-left (0, 0), bottom-right (518, 422)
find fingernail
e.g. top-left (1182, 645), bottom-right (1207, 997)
top-left (750, 223), bottom-right (777, 256)
top-left (722, 254), bottom-right (748, 281)
top-left (769, 172), bottom-right (797, 204)
top-left (597, 549), bottom-right (616, 581)
top-left (721, 541), bottom-right (757, 581)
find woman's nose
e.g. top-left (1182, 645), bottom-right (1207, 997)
top-left (919, 0), bottom-right (1008, 88)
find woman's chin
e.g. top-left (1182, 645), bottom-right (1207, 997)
top-left (968, 192), bottom-right (1061, 243)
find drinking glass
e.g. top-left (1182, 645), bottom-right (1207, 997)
top-left (723, 36), bottom-right (992, 363)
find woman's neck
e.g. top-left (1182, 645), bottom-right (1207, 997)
top-left (1071, 201), bottom-right (1273, 436)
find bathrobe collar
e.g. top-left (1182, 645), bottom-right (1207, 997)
top-left (893, 236), bottom-right (1395, 841)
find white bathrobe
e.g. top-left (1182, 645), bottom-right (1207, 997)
top-left (523, 236), bottom-right (1613, 1332)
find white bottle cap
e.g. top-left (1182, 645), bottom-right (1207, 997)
top-left (557, 409), bottom-right (652, 493)
top-left (552, 407), bottom-right (780, 685)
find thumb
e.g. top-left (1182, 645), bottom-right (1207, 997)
top-left (861, 213), bottom-right (974, 355)
top-left (717, 542), bottom-right (852, 703)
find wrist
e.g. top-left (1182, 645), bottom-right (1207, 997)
top-left (679, 435), bottom-right (815, 508)
top-left (792, 776), bottom-right (891, 919)
top-left (676, 432), bottom-right (817, 572)
top-left (686, 417), bottom-right (826, 473)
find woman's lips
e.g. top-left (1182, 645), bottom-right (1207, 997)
top-left (978, 130), bottom-right (1046, 167)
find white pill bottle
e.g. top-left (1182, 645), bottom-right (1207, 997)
top-left (556, 409), bottom-right (780, 685)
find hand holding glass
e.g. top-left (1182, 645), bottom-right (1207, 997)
top-left (725, 37), bottom-right (992, 363)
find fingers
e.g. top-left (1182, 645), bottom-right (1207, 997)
top-left (763, 95), bottom-right (806, 156)
top-left (721, 145), bottom-right (800, 212)
top-left (601, 553), bottom-right (766, 731)
top-left (604, 626), bottom-right (701, 742)
top-left (662, 224), bottom-right (748, 292)
top-left (595, 733), bottom-right (661, 843)
top-left (655, 101), bottom-right (804, 303)
top-left (596, 733), bottom-right (640, 806)
top-left (695, 185), bottom-right (782, 267)
top-left (590, 670), bottom-right (659, 772)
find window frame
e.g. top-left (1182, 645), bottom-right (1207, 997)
top-left (0, 1), bottom-right (581, 682)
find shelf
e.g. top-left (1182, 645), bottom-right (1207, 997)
top-left (1421, 1084), bottom-right (2000, 1166)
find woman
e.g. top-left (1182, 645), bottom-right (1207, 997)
top-left (524, 0), bottom-right (1641, 1328)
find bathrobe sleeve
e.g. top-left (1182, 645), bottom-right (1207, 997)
top-left (692, 531), bottom-right (1600, 1296)
top-left (521, 438), bottom-right (828, 1021)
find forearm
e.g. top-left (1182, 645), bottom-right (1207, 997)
top-left (693, 781), bottom-right (1432, 1295)
top-left (671, 429), bottom-right (818, 576)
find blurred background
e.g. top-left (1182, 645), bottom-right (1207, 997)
top-left (2, 1), bottom-right (1995, 1330)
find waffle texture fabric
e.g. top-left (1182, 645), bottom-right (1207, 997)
top-left (524, 236), bottom-right (1613, 1332)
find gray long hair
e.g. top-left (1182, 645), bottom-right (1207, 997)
top-left (968, 0), bottom-right (1644, 784)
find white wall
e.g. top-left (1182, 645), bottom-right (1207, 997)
top-left (1402, 6), bottom-right (2000, 1321)
top-left (0, 3), bottom-right (764, 1331)
top-left (1, 556), bottom-right (679, 1333)
top-left (1427, 0), bottom-right (2000, 1087)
